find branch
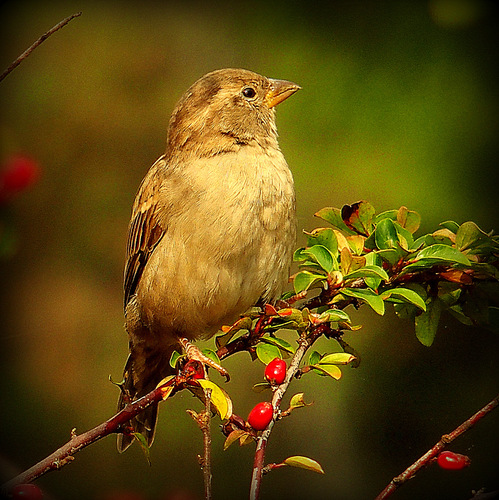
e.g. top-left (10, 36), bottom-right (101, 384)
top-left (249, 325), bottom-right (325, 500)
top-left (1, 377), bottom-right (177, 496)
top-left (0, 12), bottom-right (82, 83)
top-left (375, 393), bottom-right (499, 500)
top-left (188, 383), bottom-right (213, 500)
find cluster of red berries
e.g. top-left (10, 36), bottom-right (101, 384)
top-left (247, 358), bottom-right (287, 431)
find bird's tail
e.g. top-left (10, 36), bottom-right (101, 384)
top-left (116, 348), bottom-right (174, 453)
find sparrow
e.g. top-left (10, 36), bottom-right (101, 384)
top-left (117, 68), bottom-right (300, 452)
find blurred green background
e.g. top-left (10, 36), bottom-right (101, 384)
top-left (1, 1), bottom-right (498, 499)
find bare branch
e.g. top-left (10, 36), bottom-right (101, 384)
top-left (0, 12), bottom-right (82, 83)
top-left (1, 376), bottom-right (177, 496)
top-left (375, 394), bottom-right (499, 500)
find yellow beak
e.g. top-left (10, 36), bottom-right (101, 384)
top-left (265, 78), bottom-right (301, 108)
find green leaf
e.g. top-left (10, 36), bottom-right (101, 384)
top-left (284, 456), bottom-right (324, 474)
top-left (309, 350), bottom-right (321, 365)
top-left (381, 287), bottom-right (427, 311)
top-left (319, 353), bottom-right (356, 365)
top-left (256, 343), bottom-right (282, 365)
top-left (364, 252), bottom-right (384, 290)
top-left (201, 348), bottom-right (221, 366)
top-left (375, 218), bottom-right (400, 250)
top-left (289, 393), bottom-right (308, 409)
top-left (414, 298), bottom-right (442, 346)
top-left (169, 350), bottom-right (182, 368)
top-left (393, 221), bottom-right (414, 250)
top-left (261, 335), bottom-right (295, 354)
top-left (223, 429), bottom-right (249, 450)
top-left (416, 244), bottom-right (471, 266)
top-left (305, 227), bottom-right (338, 255)
top-left (375, 209), bottom-right (399, 223)
top-left (343, 265), bottom-right (389, 282)
top-left (293, 271), bottom-right (325, 293)
top-left (397, 206), bottom-right (421, 234)
top-left (198, 379), bottom-right (232, 420)
top-left (340, 288), bottom-right (385, 315)
top-left (302, 245), bottom-right (338, 273)
top-left (215, 316), bottom-right (252, 348)
top-left (439, 220), bottom-right (460, 233)
top-left (318, 309), bottom-right (352, 324)
top-left (133, 432), bottom-right (152, 465)
top-left (252, 382), bottom-right (271, 393)
top-left (311, 363), bottom-right (343, 379)
top-left (315, 207), bottom-right (356, 235)
top-left (455, 221), bottom-right (490, 252)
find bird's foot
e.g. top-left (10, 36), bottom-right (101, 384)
top-left (179, 338), bottom-right (230, 382)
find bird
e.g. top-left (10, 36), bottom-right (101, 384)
top-left (117, 68), bottom-right (300, 452)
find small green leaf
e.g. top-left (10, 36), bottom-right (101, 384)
top-left (252, 382), bottom-right (271, 393)
top-left (414, 298), bottom-right (442, 346)
top-left (201, 348), bottom-right (221, 366)
top-left (364, 252), bottom-right (384, 290)
top-left (343, 265), bottom-right (389, 282)
top-left (340, 288), bottom-right (385, 315)
top-left (416, 244), bottom-right (471, 266)
top-left (315, 207), bottom-right (356, 235)
top-left (318, 309), bottom-right (352, 324)
top-left (397, 207), bottom-right (421, 234)
top-left (311, 363), bottom-right (343, 379)
top-left (302, 245), bottom-right (338, 273)
top-left (309, 350), bottom-right (321, 365)
top-left (375, 209), bottom-right (399, 223)
top-left (381, 287), bottom-right (427, 311)
top-left (224, 429), bottom-right (248, 450)
top-left (198, 379), bottom-right (232, 420)
top-left (262, 335), bottom-right (295, 354)
top-left (305, 227), bottom-right (338, 254)
top-left (455, 221), bottom-right (490, 252)
top-left (440, 220), bottom-right (460, 233)
top-left (293, 271), bottom-right (325, 293)
top-left (133, 432), bottom-right (152, 465)
top-left (284, 456), bottom-right (324, 474)
top-left (289, 393), bottom-right (308, 409)
top-left (375, 218), bottom-right (400, 250)
top-left (256, 343), bottom-right (282, 365)
top-left (215, 316), bottom-right (252, 348)
top-left (169, 350), bottom-right (182, 368)
top-left (319, 353), bottom-right (356, 365)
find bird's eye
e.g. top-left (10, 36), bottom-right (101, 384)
top-left (242, 87), bottom-right (257, 99)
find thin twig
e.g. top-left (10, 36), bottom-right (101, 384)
top-left (249, 326), bottom-right (325, 500)
top-left (0, 12), bottom-right (82, 83)
top-left (203, 388), bottom-right (213, 500)
top-left (1, 377), bottom-right (177, 495)
top-left (375, 394), bottom-right (499, 500)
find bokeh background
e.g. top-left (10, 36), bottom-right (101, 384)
top-left (1, 1), bottom-right (498, 499)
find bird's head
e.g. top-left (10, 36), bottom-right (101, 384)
top-left (165, 68), bottom-right (300, 158)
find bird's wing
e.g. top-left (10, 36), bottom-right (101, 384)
top-left (124, 156), bottom-right (167, 307)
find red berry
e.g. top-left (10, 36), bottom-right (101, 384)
top-left (264, 358), bottom-right (286, 385)
top-left (247, 402), bottom-right (273, 431)
top-left (0, 155), bottom-right (40, 202)
top-left (11, 483), bottom-right (43, 500)
top-left (437, 451), bottom-right (471, 470)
